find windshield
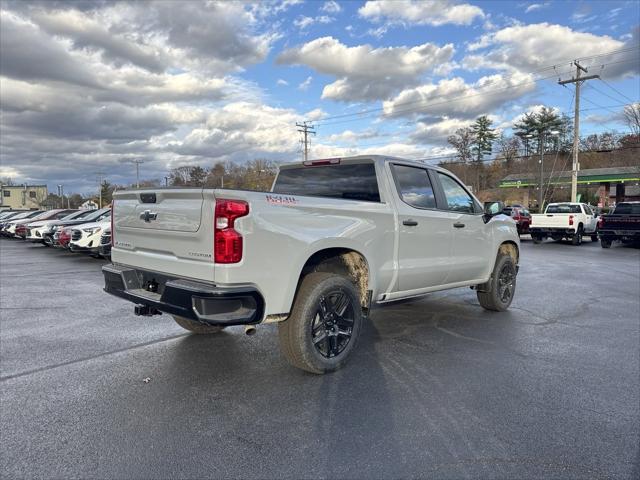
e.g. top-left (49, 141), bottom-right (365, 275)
top-left (546, 204), bottom-right (582, 214)
top-left (83, 208), bottom-right (111, 222)
top-left (61, 210), bottom-right (91, 220)
top-left (8, 212), bottom-right (32, 220)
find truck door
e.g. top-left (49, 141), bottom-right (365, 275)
top-left (390, 164), bottom-right (453, 291)
top-left (582, 204), bottom-right (597, 233)
top-left (433, 172), bottom-right (493, 284)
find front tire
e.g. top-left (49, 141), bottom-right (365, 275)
top-left (172, 316), bottom-right (226, 334)
top-left (278, 272), bottom-right (363, 374)
top-left (477, 253), bottom-right (517, 312)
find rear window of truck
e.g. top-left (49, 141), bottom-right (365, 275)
top-left (546, 204), bottom-right (582, 214)
top-left (613, 203), bottom-right (640, 214)
top-left (273, 163), bottom-right (381, 202)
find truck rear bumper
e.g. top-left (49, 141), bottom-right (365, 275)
top-left (102, 264), bottom-right (265, 326)
top-left (529, 227), bottom-right (575, 235)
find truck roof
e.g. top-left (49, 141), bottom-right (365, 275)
top-left (278, 154), bottom-right (448, 173)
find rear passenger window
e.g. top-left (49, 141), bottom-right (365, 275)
top-left (392, 165), bottom-right (436, 209)
top-left (437, 173), bottom-right (476, 214)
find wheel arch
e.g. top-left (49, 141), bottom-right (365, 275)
top-left (295, 248), bottom-right (371, 310)
top-left (498, 241), bottom-right (519, 265)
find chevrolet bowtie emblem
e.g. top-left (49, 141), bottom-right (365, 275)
top-left (140, 210), bottom-right (158, 222)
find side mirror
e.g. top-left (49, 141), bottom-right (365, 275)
top-left (484, 201), bottom-right (505, 216)
top-left (483, 201), bottom-right (505, 223)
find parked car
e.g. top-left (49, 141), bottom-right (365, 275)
top-left (54, 227), bottom-right (74, 249)
top-left (1, 211), bottom-right (43, 237)
top-left (503, 205), bottom-right (531, 235)
top-left (26, 209), bottom-right (90, 245)
top-left (69, 220), bottom-right (110, 256)
top-left (0, 211), bottom-right (23, 221)
top-left (99, 227), bottom-right (112, 258)
top-left (598, 201), bottom-right (640, 248)
top-left (49, 208), bottom-right (111, 247)
top-left (529, 202), bottom-right (598, 245)
top-left (103, 155), bottom-right (520, 374)
top-left (21, 209), bottom-right (77, 240)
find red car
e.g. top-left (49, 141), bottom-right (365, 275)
top-left (56, 227), bottom-right (72, 248)
top-left (503, 205), bottom-right (531, 235)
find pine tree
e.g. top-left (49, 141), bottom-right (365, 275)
top-left (470, 116), bottom-right (497, 191)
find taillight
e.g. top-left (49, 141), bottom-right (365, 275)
top-left (597, 216), bottom-right (604, 229)
top-left (214, 199), bottom-right (249, 263)
top-left (569, 215), bottom-right (574, 226)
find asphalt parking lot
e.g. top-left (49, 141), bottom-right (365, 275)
top-left (1, 238), bottom-right (638, 479)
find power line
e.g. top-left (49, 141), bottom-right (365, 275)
top-left (309, 49), bottom-right (639, 126)
top-left (598, 78), bottom-right (637, 104)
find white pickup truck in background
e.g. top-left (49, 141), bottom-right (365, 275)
top-left (530, 202), bottom-right (598, 245)
top-left (103, 155), bottom-right (520, 373)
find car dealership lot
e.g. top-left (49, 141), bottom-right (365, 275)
top-left (1, 239), bottom-right (638, 479)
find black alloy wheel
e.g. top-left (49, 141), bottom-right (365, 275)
top-left (497, 262), bottom-right (516, 304)
top-left (311, 290), bottom-right (355, 358)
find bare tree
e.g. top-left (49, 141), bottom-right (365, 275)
top-left (497, 134), bottom-right (521, 171)
top-left (623, 103), bottom-right (640, 136)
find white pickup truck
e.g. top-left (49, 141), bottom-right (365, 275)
top-left (529, 202), bottom-right (598, 245)
top-left (103, 155), bottom-right (520, 373)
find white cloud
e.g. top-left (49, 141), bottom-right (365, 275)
top-left (463, 23), bottom-right (637, 79)
top-left (524, 3), bottom-right (548, 14)
top-left (383, 71), bottom-right (537, 120)
top-left (298, 76), bottom-right (313, 91)
top-left (293, 14), bottom-right (334, 30)
top-left (321, 1), bottom-right (342, 14)
top-left (176, 102), bottom-right (301, 158)
top-left (359, 0), bottom-right (484, 27)
top-left (293, 15), bottom-right (314, 29)
top-left (304, 108), bottom-right (327, 121)
top-left (326, 129), bottom-right (380, 144)
top-left (277, 37), bottom-right (455, 101)
top-left (277, 79), bottom-right (289, 86)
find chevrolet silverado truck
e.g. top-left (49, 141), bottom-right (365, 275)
top-left (103, 155), bottom-right (520, 374)
top-left (598, 201), bottom-right (640, 248)
top-left (529, 202), bottom-right (598, 245)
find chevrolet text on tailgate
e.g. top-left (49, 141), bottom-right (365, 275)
top-left (103, 155), bottom-right (520, 374)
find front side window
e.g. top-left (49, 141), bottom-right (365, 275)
top-left (392, 164), bottom-right (436, 209)
top-left (437, 173), bottom-right (476, 214)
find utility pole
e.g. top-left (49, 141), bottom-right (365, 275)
top-left (558, 61), bottom-right (599, 202)
top-left (95, 172), bottom-right (106, 208)
top-left (296, 121), bottom-right (316, 162)
top-left (131, 159), bottom-right (144, 188)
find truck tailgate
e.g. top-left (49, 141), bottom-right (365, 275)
top-left (531, 213), bottom-right (571, 228)
top-left (112, 189), bottom-right (216, 282)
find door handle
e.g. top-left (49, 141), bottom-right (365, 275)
top-left (453, 222), bottom-right (465, 228)
top-left (403, 220), bottom-right (418, 226)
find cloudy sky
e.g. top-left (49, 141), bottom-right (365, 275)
top-left (0, 0), bottom-right (638, 194)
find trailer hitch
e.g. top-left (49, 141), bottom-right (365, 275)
top-left (134, 304), bottom-right (162, 316)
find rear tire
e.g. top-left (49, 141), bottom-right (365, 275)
top-left (172, 316), bottom-right (226, 334)
top-left (477, 253), bottom-right (517, 312)
top-left (600, 238), bottom-right (612, 249)
top-left (531, 234), bottom-right (543, 244)
top-left (571, 226), bottom-right (583, 246)
top-left (278, 272), bottom-right (363, 374)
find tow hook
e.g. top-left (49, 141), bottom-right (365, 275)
top-left (134, 304), bottom-right (161, 316)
